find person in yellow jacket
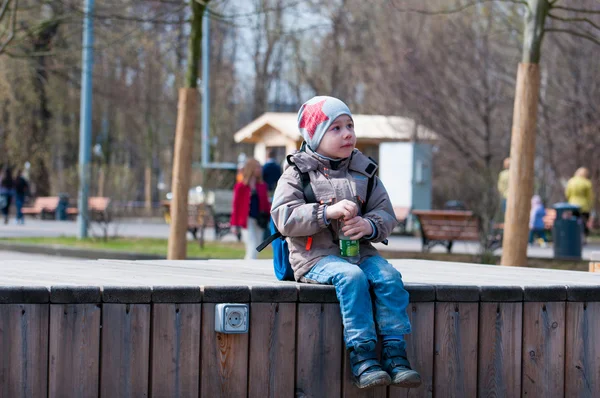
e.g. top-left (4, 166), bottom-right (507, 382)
top-left (497, 157), bottom-right (510, 214)
top-left (565, 167), bottom-right (594, 240)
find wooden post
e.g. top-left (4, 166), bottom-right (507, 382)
top-left (167, 88), bottom-right (197, 259)
top-left (501, 0), bottom-right (549, 267)
top-left (167, 0), bottom-right (208, 260)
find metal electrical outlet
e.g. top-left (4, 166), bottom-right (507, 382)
top-left (214, 303), bottom-right (249, 334)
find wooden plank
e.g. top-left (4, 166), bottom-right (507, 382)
top-left (200, 303), bottom-right (249, 398)
top-left (48, 304), bottom-right (101, 397)
top-left (151, 303), bottom-right (201, 397)
top-left (424, 233), bottom-right (479, 241)
top-left (434, 302), bottom-right (479, 398)
top-left (342, 342), bottom-right (387, 398)
top-left (100, 304), bottom-right (151, 398)
top-left (0, 304), bottom-right (49, 398)
top-left (389, 301), bottom-right (435, 398)
top-left (522, 302), bottom-right (565, 397)
top-left (478, 302), bottom-right (523, 398)
top-left (3, 258), bottom-right (600, 287)
top-left (248, 302), bottom-right (296, 398)
top-left (565, 302), bottom-right (600, 396)
top-left (296, 303), bottom-right (343, 397)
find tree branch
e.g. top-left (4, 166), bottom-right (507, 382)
top-left (0, 0), bottom-right (11, 22)
top-left (546, 28), bottom-right (600, 46)
top-left (548, 12), bottom-right (600, 31)
top-left (551, 5), bottom-right (600, 15)
top-left (389, 0), bottom-right (527, 16)
top-left (0, 0), bottom-right (17, 54)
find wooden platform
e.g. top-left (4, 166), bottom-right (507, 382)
top-left (1, 259), bottom-right (600, 397)
top-left (2, 258), bottom-right (600, 287)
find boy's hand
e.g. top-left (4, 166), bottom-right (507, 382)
top-left (341, 216), bottom-right (373, 240)
top-left (326, 199), bottom-right (358, 221)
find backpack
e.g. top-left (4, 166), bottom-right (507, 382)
top-left (256, 155), bottom-right (376, 281)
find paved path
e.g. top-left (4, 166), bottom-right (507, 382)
top-left (1, 219), bottom-right (599, 260)
top-left (0, 250), bottom-right (85, 262)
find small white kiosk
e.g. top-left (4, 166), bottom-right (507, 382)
top-left (233, 113), bottom-right (437, 225)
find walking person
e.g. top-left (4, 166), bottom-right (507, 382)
top-left (262, 149), bottom-right (282, 195)
top-left (231, 158), bottom-right (271, 260)
top-left (565, 167), bottom-right (594, 244)
top-left (14, 169), bottom-right (29, 224)
top-left (528, 195), bottom-right (548, 247)
top-left (0, 167), bottom-right (15, 224)
top-left (497, 157), bottom-right (510, 216)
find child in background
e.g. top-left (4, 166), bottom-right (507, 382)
top-left (271, 96), bottom-right (421, 389)
top-left (529, 195), bottom-right (547, 247)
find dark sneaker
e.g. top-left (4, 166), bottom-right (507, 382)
top-left (349, 348), bottom-right (391, 389)
top-left (382, 344), bottom-right (422, 388)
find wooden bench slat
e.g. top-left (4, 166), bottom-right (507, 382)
top-left (413, 210), bottom-right (502, 252)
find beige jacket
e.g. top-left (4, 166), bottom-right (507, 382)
top-left (271, 147), bottom-right (398, 280)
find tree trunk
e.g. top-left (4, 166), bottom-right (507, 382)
top-left (167, 89), bottom-right (197, 259)
top-left (167, 0), bottom-right (207, 260)
top-left (500, 0), bottom-right (548, 267)
top-left (144, 165), bottom-right (152, 213)
top-left (501, 64), bottom-right (540, 266)
top-left (98, 166), bottom-right (105, 197)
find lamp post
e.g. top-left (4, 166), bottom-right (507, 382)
top-left (77, 0), bottom-right (95, 239)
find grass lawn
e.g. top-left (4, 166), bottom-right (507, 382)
top-left (1, 236), bottom-right (273, 259)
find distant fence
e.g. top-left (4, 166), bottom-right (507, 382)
top-left (2, 284), bottom-right (599, 397)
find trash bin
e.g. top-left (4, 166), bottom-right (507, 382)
top-left (56, 193), bottom-right (69, 221)
top-left (552, 202), bottom-right (582, 260)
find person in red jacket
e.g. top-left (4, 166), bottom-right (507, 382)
top-left (231, 158), bottom-right (271, 259)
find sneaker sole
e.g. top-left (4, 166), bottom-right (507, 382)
top-left (391, 374), bottom-right (422, 388)
top-left (354, 374), bottom-right (391, 389)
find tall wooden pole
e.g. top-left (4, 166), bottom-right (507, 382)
top-left (501, 0), bottom-right (548, 266)
top-left (167, 0), bottom-right (208, 259)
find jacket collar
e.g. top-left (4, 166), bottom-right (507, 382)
top-left (288, 144), bottom-right (378, 178)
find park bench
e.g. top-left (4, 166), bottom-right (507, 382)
top-left (393, 206), bottom-right (410, 234)
top-left (21, 197), bottom-right (60, 219)
top-left (412, 210), bottom-right (502, 253)
top-left (162, 189), bottom-right (241, 246)
top-left (66, 197), bottom-right (112, 222)
top-left (162, 201), bottom-right (209, 247)
top-left (210, 189), bottom-right (240, 241)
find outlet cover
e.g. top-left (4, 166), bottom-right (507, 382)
top-left (215, 303), bottom-right (249, 334)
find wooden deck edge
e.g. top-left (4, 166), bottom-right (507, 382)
top-left (1, 284), bottom-right (600, 303)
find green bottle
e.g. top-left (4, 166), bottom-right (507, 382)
top-left (339, 219), bottom-right (360, 264)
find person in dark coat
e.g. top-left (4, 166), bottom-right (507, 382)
top-left (14, 169), bottom-right (30, 224)
top-left (0, 167), bottom-right (15, 224)
top-left (262, 149), bottom-right (282, 194)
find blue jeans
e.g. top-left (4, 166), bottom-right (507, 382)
top-left (303, 254), bottom-right (411, 350)
top-left (15, 194), bottom-right (25, 223)
top-left (529, 229), bottom-right (547, 244)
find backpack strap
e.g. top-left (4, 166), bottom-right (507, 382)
top-left (256, 163), bottom-right (316, 253)
top-left (256, 230), bottom-right (281, 252)
top-left (362, 175), bottom-right (375, 215)
top-left (299, 170), bottom-right (317, 204)
top-left (286, 153), bottom-right (317, 204)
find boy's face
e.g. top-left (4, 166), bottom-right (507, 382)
top-left (317, 114), bottom-right (356, 159)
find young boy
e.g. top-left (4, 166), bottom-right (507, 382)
top-left (271, 96), bottom-right (421, 389)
